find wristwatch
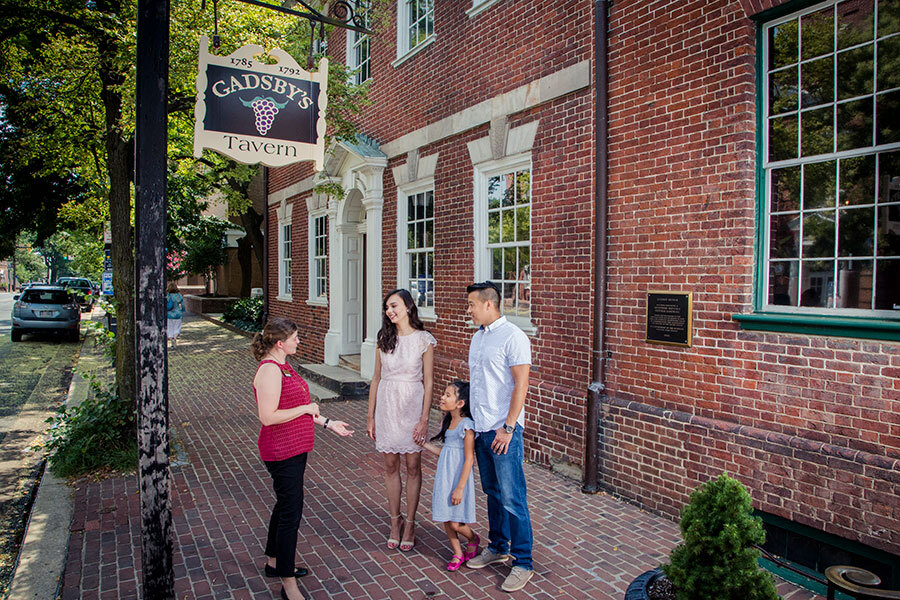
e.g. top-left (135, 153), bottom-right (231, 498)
top-left (502, 423), bottom-right (515, 434)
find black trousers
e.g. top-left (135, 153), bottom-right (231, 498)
top-left (263, 452), bottom-right (308, 576)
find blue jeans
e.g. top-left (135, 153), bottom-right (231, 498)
top-left (474, 427), bottom-right (533, 570)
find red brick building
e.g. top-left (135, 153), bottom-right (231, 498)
top-left (265, 0), bottom-right (899, 581)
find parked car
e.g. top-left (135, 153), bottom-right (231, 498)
top-left (57, 277), bottom-right (96, 312)
top-left (11, 285), bottom-right (81, 342)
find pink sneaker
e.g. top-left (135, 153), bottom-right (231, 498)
top-left (446, 555), bottom-right (465, 571)
top-left (463, 534), bottom-right (480, 561)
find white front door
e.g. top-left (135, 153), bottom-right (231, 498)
top-left (341, 233), bottom-right (363, 354)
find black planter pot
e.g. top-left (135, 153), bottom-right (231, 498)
top-left (624, 567), bottom-right (665, 600)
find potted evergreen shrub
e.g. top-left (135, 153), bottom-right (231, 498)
top-left (626, 473), bottom-right (780, 600)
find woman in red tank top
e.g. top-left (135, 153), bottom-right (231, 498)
top-left (252, 318), bottom-right (353, 600)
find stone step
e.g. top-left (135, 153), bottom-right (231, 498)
top-left (306, 379), bottom-right (340, 403)
top-left (293, 362), bottom-right (369, 398)
top-left (338, 353), bottom-right (361, 373)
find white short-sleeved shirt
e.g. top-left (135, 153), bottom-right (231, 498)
top-left (468, 316), bottom-right (531, 433)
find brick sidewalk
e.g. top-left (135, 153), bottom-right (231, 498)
top-left (60, 316), bottom-right (823, 599)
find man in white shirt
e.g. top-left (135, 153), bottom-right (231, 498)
top-left (464, 282), bottom-right (534, 592)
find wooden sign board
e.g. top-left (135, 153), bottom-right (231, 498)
top-left (193, 36), bottom-right (328, 170)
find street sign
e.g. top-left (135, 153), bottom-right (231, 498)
top-left (192, 36), bottom-right (328, 170)
top-left (102, 271), bottom-right (113, 296)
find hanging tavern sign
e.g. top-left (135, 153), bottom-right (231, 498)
top-left (193, 36), bottom-right (328, 170)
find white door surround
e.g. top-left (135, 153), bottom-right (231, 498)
top-left (322, 138), bottom-right (387, 380)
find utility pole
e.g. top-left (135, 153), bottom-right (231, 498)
top-left (134, 0), bottom-right (173, 597)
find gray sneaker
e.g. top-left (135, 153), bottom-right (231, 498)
top-left (466, 548), bottom-right (510, 569)
top-left (501, 566), bottom-right (534, 592)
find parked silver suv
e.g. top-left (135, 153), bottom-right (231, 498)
top-left (11, 285), bottom-right (81, 342)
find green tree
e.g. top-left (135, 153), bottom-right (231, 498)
top-left (663, 474), bottom-right (779, 600)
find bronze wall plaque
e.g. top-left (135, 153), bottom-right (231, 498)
top-left (646, 291), bottom-right (692, 347)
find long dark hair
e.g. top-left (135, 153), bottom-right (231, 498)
top-left (431, 381), bottom-right (471, 443)
top-left (376, 289), bottom-right (425, 353)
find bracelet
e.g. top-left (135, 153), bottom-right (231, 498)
top-left (323, 418), bottom-right (330, 430)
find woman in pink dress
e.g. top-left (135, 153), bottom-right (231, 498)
top-left (366, 289), bottom-right (436, 552)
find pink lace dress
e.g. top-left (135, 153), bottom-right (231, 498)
top-left (374, 329), bottom-right (437, 454)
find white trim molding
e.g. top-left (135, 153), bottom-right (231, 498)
top-left (381, 60), bottom-right (588, 159)
top-left (466, 0), bottom-right (502, 18)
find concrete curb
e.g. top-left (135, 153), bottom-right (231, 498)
top-left (7, 315), bottom-right (97, 599)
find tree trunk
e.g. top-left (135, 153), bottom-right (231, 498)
top-left (236, 234), bottom-right (252, 298)
top-left (98, 27), bottom-right (136, 412)
top-left (239, 205), bottom-right (264, 288)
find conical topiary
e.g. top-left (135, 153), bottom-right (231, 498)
top-left (662, 473), bottom-right (780, 600)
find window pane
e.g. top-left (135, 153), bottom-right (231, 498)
top-left (772, 165), bottom-right (802, 211)
top-left (516, 170), bottom-right (531, 204)
top-left (836, 259), bottom-right (874, 308)
top-left (802, 106), bottom-right (834, 155)
top-left (801, 57), bottom-right (833, 107)
top-left (502, 174), bottom-right (515, 207)
top-left (837, 45), bottom-right (874, 99)
top-left (416, 222), bottom-right (424, 248)
top-left (769, 260), bottom-right (800, 305)
top-left (837, 98), bottom-right (874, 150)
top-left (504, 247), bottom-right (517, 282)
top-left (770, 115), bottom-right (799, 161)
top-left (408, 222), bottom-right (416, 248)
top-left (838, 206), bottom-right (874, 255)
top-left (800, 260), bottom-right (835, 306)
top-left (876, 90), bottom-right (900, 145)
top-left (769, 20), bottom-right (799, 69)
top-left (502, 210), bottom-right (515, 243)
top-left (877, 205), bottom-right (900, 255)
top-left (839, 154), bottom-right (876, 205)
top-left (488, 211), bottom-right (500, 243)
top-left (880, 150), bottom-right (900, 204)
top-left (771, 213), bottom-right (801, 258)
top-left (874, 258), bottom-right (900, 309)
top-left (804, 211), bottom-right (837, 257)
top-left (519, 246), bottom-right (530, 277)
top-left (488, 176), bottom-right (502, 209)
top-left (425, 191), bottom-right (434, 219)
top-left (802, 8), bottom-right (835, 61)
top-left (417, 193), bottom-right (426, 220)
top-left (837, 0), bottom-right (874, 50)
top-left (516, 206), bottom-right (530, 242)
top-left (805, 161), bottom-right (837, 209)
top-left (877, 36), bottom-right (900, 91)
top-left (409, 253), bottom-right (417, 282)
top-left (492, 248), bottom-right (503, 280)
top-left (771, 67), bottom-right (799, 114)
top-left (878, 0), bottom-right (900, 36)
top-left (425, 219), bottom-right (433, 248)
top-left (408, 194), bottom-right (415, 222)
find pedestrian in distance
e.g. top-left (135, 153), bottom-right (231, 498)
top-left (166, 281), bottom-right (185, 348)
top-left (366, 288), bottom-right (436, 552)
top-left (252, 318), bottom-right (354, 600)
top-left (421, 380), bottom-right (481, 571)
top-left (464, 281), bottom-right (534, 593)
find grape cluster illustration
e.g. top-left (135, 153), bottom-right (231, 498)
top-left (240, 96), bottom-right (289, 136)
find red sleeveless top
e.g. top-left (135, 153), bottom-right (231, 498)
top-left (254, 359), bottom-right (315, 461)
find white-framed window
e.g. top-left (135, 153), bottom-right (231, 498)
top-left (397, 180), bottom-right (436, 318)
top-left (346, 1), bottom-right (371, 84)
top-left (395, 0), bottom-right (434, 64)
top-left (308, 213), bottom-right (328, 303)
top-left (761, 0), bottom-right (900, 318)
top-left (473, 154), bottom-right (532, 329)
top-left (279, 222), bottom-right (292, 299)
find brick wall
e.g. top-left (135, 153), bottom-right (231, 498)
top-left (604, 0), bottom-right (900, 555)
top-left (266, 1), bottom-right (597, 470)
